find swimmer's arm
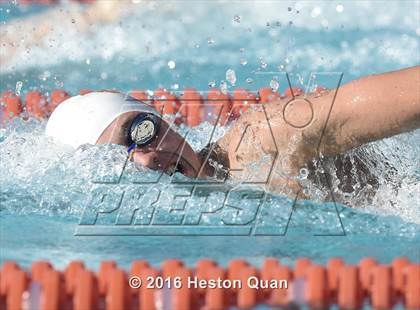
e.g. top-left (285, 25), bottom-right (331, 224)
top-left (316, 65), bottom-right (420, 155)
top-left (256, 65), bottom-right (420, 157)
top-left (216, 66), bottom-right (420, 171)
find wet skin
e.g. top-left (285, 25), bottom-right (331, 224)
top-left (97, 66), bottom-right (419, 196)
top-left (97, 111), bottom-right (212, 178)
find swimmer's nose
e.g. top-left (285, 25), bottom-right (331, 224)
top-left (131, 151), bottom-right (161, 170)
top-left (131, 150), bottom-right (179, 173)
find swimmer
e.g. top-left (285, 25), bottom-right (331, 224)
top-left (45, 66), bottom-right (420, 197)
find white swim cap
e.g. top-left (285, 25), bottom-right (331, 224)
top-left (46, 91), bottom-right (158, 148)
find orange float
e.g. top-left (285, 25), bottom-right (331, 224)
top-left (1, 92), bottom-right (23, 121)
top-left (359, 257), bottom-right (377, 295)
top-left (73, 270), bottom-right (99, 310)
top-left (64, 261), bottom-right (85, 295)
top-left (97, 260), bottom-right (116, 295)
top-left (260, 257), bottom-right (280, 298)
top-left (153, 88), bottom-right (179, 115)
top-left (391, 257), bottom-right (409, 296)
top-left (305, 264), bottom-right (329, 309)
top-left (404, 264), bottom-right (420, 309)
top-left (231, 88), bottom-right (258, 119)
top-left (268, 265), bottom-right (292, 306)
top-left (195, 259), bottom-right (217, 296)
top-left (79, 89), bottom-right (93, 95)
top-left (0, 258), bottom-right (418, 309)
top-left (172, 267), bottom-right (194, 310)
top-left (337, 265), bottom-right (363, 310)
top-left (207, 89), bottom-right (231, 125)
top-left (284, 86), bottom-right (304, 97)
top-left (204, 266), bottom-right (227, 310)
top-left (31, 261), bottom-right (52, 283)
top-left (1, 85), bottom-right (325, 126)
top-left (371, 265), bottom-right (394, 310)
top-left (161, 259), bottom-right (184, 278)
top-left (294, 257), bottom-right (312, 279)
top-left (25, 91), bottom-right (49, 118)
top-left (106, 268), bottom-right (128, 310)
top-left (49, 90), bottom-right (70, 112)
top-left (327, 257), bottom-right (344, 301)
top-left (180, 88), bottom-right (203, 126)
top-left (5, 269), bottom-right (27, 310)
top-left (237, 266), bottom-right (257, 309)
top-left (259, 87), bottom-right (281, 103)
top-left (129, 90), bottom-right (150, 101)
top-left (40, 269), bottom-right (65, 310)
top-left (138, 267), bottom-right (159, 310)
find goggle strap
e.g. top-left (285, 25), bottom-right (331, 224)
top-left (127, 143), bottom-right (137, 154)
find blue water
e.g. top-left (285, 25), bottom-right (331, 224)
top-left (1, 0), bottom-right (419, 271)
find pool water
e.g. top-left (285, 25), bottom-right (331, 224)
top-left (1, 0), bottom-right (419, 271)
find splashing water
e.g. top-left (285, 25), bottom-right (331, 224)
top-left (0, 0), bottom-right (419, 268)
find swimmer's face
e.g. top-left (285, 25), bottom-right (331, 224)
top-left (97, 111), bottom-right (208, 178)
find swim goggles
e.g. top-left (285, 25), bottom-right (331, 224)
top-left (126, 112), bottom-right (161, 153)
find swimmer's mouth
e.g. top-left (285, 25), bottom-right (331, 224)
top-left (167, 160), bottom-right (187, 176)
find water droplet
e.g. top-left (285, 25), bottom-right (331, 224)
top-left (233, 15), bottom-right (241, 23)
top-left (310, 7), bottom-right (322, 18)
top-left (220, 81), bottom-right (228, 94)
top-left (15, 81), bottom-right (23, 96)
top-left (239, 47), bottom-right (245, 53)
top-left (226, 69), bottom-right (236, 86)
top-left (246, 77), bottom-right (253, 84)
top-left (287, 7), bottom-right (292, 12)
top-left (167, 60), bottom-right (176, 69)
top-left (278, 64), bottom-right (285, 71)
top-left (208, 80), bottom-right (216, 88)
top-left (299, 168), bottom-right (309, 179)
top-left (240, 58), bottom-right (247, 66)
top-left (207, 37), bottom-right (215, 45)
top-left (39, 71), bottom-right (51, 81)
top-left (336, 4), bottom-right (344, 13)
top-left (86, 58), bottom-right (90, 65)
top-left (260, 60), bottom-right (268, 69)
top-left (171, 83), bottom-right (179, 90)
top-left (270, 78), bottom-right (279, 91)
top-left (55, 80), bottom-right (64, 88)
top-left (100, 72), bottom-right (108, 80)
